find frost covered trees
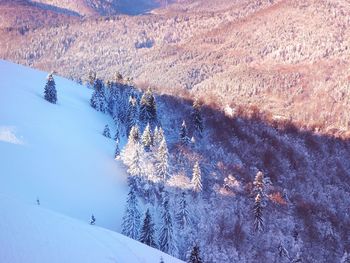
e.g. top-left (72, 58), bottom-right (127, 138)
top-left (139, 88), bottom-right (158, 129)
top-left (121, 182), bottom-right (141, 240)
top-left (159, 197), bottom-right (177, 256)
top-left (189, 245), bottom-right (203, 263)
top-left (180, 121), bottom-right (191, 145)
top-left (44, 73), bottom-right (57, 104)
top-left (103, 124), bottom-right (111, 138)
top-left (191, 161), bottom-right (202, 193)
top-left (253, 193), bottom-right (264, 232)
top-left (139, 209), bottom-right (157, 248)
top-left (90, 79), bottom-right (106, 112)
top-left (191, 99), bottom-right (203, 137)
top-left (155, 137), bottom-right (169, 182)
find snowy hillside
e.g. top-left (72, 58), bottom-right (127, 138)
top-left (0, 60), bottom-right (182, 262)
top-left (0, 59), bottom-right (125, 230)
top-left (0, 194), bottom-right (182, 263)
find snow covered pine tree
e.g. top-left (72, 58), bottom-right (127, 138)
top-left (189, 245), bottom-right (203, 263)
top-left (121, 182), bottom-right (141, 240)
top-left (191, 99), bottom-right (203, 137)
top-left (180, 121), bottom-right (191, 145)
top-left (139, 88), bottom-right (158, 129)
top-left (102, 124), bottom-right (111, 138)
top-left (159, 198), bottom-right (177, 256)
top-left (191, 161), bottom-right (202, 193)
top-left (139, 209), bottom-right (157, 248)
top-left (44, 73), bottom-right (57, 104)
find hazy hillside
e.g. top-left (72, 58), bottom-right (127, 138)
top-left (1, 0), bottom-right (350, 136)
top-left (30, 0), bottom-right (162, 16)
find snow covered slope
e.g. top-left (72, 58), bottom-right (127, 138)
top-left (0, 194), bottom-right (182, 263)
top-left (0, 60), bottom-right (182, 262)
top-left (0, 59), bottom-right (125, 230)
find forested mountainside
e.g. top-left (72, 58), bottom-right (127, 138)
top-left (1, 0), bottom-right (350, 262)
top-left (83, 71), bottom-right (350, 262)
top-left (2, 0), bottom-right (350, 136)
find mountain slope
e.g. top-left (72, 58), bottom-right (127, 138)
top-left (30, 0), bottom-right (162, 16)
top-left (0, 59), bottom-right (128, 230)
top-left (0, 194), bottom-right (182, 263)
top-left (2, 0), bottom-right (350, 135)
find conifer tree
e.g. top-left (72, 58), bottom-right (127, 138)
top-left (121, 125), bottom-right (140, 167)
top-left (159, 257), bottom-right (165, 263)
top-left (154, 127), bottom-right (164, 148)
top-left (127, 143), bottom-right (143, 177)
top-left (103, 124), bottom-right (111, 138)
top-left (191, 161), bottom-right (202, 193)
top-left (191, 99), bottom-right (203, 136)
top-left (155, 137), bottom-right (169, 182)
top-left (90, 79), bottom-right (106, 112)
top-left (129, 125), bottom-right (140, 144)
top-left (139, 88), bottom-right (157, 129)
top-left (159, 198), bottom-right (177, 256)
top-left (254, 193), bottom-right (264, 233)
top-left (114, 129), bottom-right (120, 142)
top-left (142, 123), bottom-right (153, 152)
top-left (87, 70), bottom-right (96, 88)
top-left (180, 121), bottom-right (190, 145)
top-left (126, 96), bottom-right (138, 136)
top-left (114, 139), bottom-right (121, 160)
top-left (176, 192), bottom-right (190, 230)
top-left (253, 171), bottom-right (265, 196)
top-left (139, 209), bottom-right (157, 248)
top-left (44, 73), bottom-right (57, 104)
top-left (121, 183), bottom-right (141, 240)
top-left (188, 245), bottom-right (203, 263)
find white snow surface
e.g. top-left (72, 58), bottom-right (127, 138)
top-left (0, 194), bottom-right (182, 263)
top-left (0, 60), bottom-right (183, 263)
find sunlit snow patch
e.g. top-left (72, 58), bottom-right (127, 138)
top-left (0, 126), bottom-right (23, 145)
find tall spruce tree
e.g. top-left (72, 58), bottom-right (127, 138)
top-left (159, 198), bottom-right (177, 256)
top-left (180, 121), bottom-right (190, 145)
top-left (90, 79), bottom-right (106, 112)
top-left (127, 142), bottom-right (143, 177)
top-left (121, 125), bottom-right (140, 167)
top-left (103, 124), bottom-right (111, 138)
top-left (126, 96), bottom-right (138, 136)
top-left (114, 129), bottom-right (120, 142)
top-left (139, 88), bottom-right (157, 129)
top-left (176, 192), bottom-right (190, 230)
top-left (154, 127), bottom-right (164, 148)
top-left (87, 70), bottom-right (96, 88)
top-left (142, 123), bottom-right (153, 152)
top-left (44, 73), bottom-right (57, 104)
top-left (188, 245), bottom-right (203, 263)
top-left (121, 182), bottom-right (141, 240)
top-left (253, 171), bottom-right (265, 196)
top-left (114, 139), bottom-right (121, 160)
top-left (254, 193), bottom-right (264, 233)
top-left (191, 161), bottom-right (202, 193)
top-left (139, 209), bottom-right (157, 248)
top-left (191, 99), bottom-right (203, 137)
top-left (155, 137), bottom-right (169, 182)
